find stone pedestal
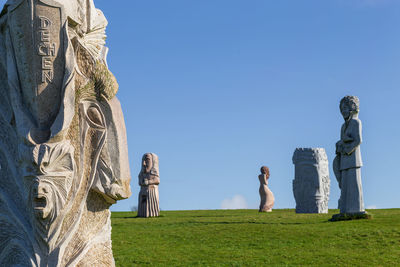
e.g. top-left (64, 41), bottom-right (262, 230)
top-left (292, 148), bottom-right (330, 214)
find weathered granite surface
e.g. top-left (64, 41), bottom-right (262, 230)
top-left (333, 96), bottom-right (365, 215)
top-left (0, 0), bottom-right (131, 266)
top-left (258, 166), bottom-right (274, 212)
top-left (138, 153), bottom-right (160, 218)
top-left (292, 148), bottom-right (330, 213)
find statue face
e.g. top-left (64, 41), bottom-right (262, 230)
top-left (24, 142), bottom-right (75, 222)
top-left (340, 103), bottom-right (351, 120)
top-left (143, 154), bottom-right (153, 173)
top-left (31, 178), bottom-right (54, 220)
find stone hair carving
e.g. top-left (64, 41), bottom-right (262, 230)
top-left (292, 148), bottom-right (330, 213)
top-left (0, 0), bottom-right (131, 266)
top-left (333, 95), bottom-right (365, 215)
top-left (258, 166), bottom-right (275, 212)
top-left (138, 153), bottom-right (160, 218)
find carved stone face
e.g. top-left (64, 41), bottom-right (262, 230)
top-left (24, 142), bottom-right (75, 222)
top-left (143, 154), bottom-right (153, 173)
top-left (31, 178), bottom-right (54, 220)
top-left (340, 96), bottom-right (359, 121)
top-left (340, 103), bottom-right (351, 120)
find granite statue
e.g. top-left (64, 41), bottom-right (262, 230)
top-left (138, 153), bottom-right (160, 218)
top-left (0, 0), bottom-right (131, 266)
top-left (292, 148), bottom-right (330, 213)
top-left (333, 96), bottom-right (365, 215)
top-left (258, 166), bottom-right (275, 212)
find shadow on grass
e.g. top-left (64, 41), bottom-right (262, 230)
top-left (182, 215), bottom-right (234, 218)
top-left (186, 221), bottom-right (330, 225)
top-left (115, 216), bottom-right (330, 226)
top-left (121, 215), bottom-right (166, 219)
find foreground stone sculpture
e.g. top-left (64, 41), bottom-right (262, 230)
top-left (0, 0), bottom-right (131, 266)
top-left (258, 166), bottom-right (274, 212)
top-left (138, 153), bottom-right (160, 217)
top-left (333, 96), bottom-right (365, 217)
top-left (292, 148), bottom-right (330, 213)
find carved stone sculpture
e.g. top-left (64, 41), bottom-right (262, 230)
top-left (138, 153), bottom-right (160, 217)
top-left (292, 148), bottom-right (330, 213)
top-left (258, 166), bottom-right (275, 212)
top-left (0, 0), bottom-right (131, 266)
top-left (333, 96), bottom-right (365, 215)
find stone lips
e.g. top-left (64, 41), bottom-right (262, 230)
top-left (292, 148), bottom-right (330, 214)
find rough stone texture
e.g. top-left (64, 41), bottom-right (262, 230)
top-left (0, 0), bottom-right (131, 266)
top-left (333, 96), bottom-right (365, 215)
top-left (138, 153), bottom-right (160, 218)
top-left (258, 166), bottom-right (275, 212)
top-left (292, 148), bottom-right (330, 214)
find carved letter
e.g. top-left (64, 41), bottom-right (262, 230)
top-left (39, 30), bottom-right (50, 42)
top-left (48, 43), bottom-right (56, 56)
top-left (42, 57), bottom-right (52, 70)
top-left (38, 43), bottom-right (46, 56)
top-left (42, 70), bottom-right (53, 83)
top-left (39, 16), bottom-right (51, 29)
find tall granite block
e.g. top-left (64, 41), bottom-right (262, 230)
top-left (0, 1), bottom-right (131, 266)
top-left (292, 148), bottom-right (330, 213)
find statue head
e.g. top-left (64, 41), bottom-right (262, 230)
top-left (140, 153), bottom-right (159, 177)
top-left (260, 166), bottom-right (270, 178)
top-left (340, 95), bottom-right (359, 120)
top-left (26, 142), bottom-right (75, 222)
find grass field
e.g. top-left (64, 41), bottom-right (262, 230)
top-left (111, 209), bottom-right (400, 266)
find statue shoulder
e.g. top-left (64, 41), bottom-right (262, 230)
top-left (349, 118), bottom-right (362, 128)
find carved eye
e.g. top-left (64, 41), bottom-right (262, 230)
top-left (87, 106), bottom-right (105, 129)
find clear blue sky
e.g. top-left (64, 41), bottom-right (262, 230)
top-left (2, 0), bottom-right (400, 211)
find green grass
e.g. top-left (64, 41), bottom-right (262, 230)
top-left (111, 209), bottom-right (400, 266)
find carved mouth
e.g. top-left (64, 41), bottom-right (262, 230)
top-left (33, 195), bottom-right (47, 209)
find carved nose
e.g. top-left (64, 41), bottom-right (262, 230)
top-left (34, 183), bottom-right (49, 195)
top-left (39, 184), bottom-right (49, 194)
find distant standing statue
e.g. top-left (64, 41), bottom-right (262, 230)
top-left (292, 148), bottom-right (330, 214)
top-left (258, 166), bottom-right (275, 212)
top-left (138, 153), bottom-right (160, 217)
top-left (333, 96), bottom-right (365, 216)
